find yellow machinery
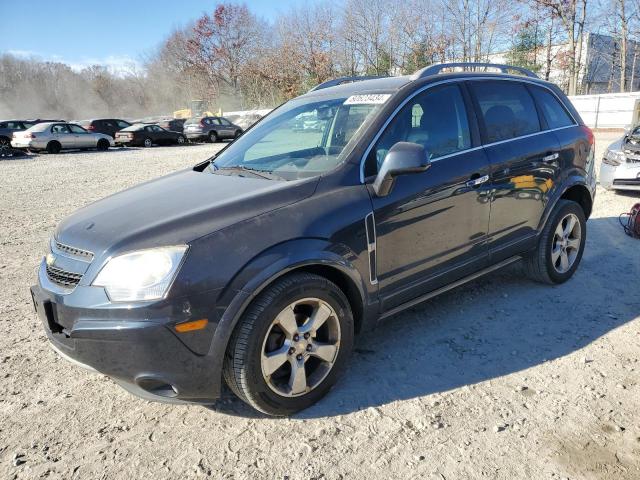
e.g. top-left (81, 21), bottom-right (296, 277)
top-left (173, 100), bottom-right (220, 119)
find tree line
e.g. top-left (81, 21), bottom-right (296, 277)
top-left (1, 0), bottom-right (638, 120)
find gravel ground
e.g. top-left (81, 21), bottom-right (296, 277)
top-left (1, 134), bottom-right (639, 480)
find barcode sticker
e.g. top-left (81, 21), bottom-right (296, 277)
top-left (344, 94), bottom-right (391, 105)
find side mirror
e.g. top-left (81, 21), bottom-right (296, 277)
top-left (372, 142), bottom-right (431, 197)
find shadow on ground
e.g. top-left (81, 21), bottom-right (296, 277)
top-left (206, 215), bottom-right (640, 418)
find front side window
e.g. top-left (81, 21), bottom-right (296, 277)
top-left (529, 86), bottom-right (575, 129)
top-left (210, 93), bottom-right (387, 180)
top-left (365, 84), bottom-right (471, 176)
top-left (116, 120), bottom-right (130, 129)
top-left (471, 81), bottom-right (540, 143)
top-left (68, 124), bottom-right (87, 134)
top-left (220, 118), bottom-right (231, 125)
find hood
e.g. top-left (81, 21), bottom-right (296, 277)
top-left (55, 169), bottom-right (318, 258)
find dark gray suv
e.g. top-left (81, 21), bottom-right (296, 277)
top-left (31, 63), bottom-right (596, 415)
top-left (183, 116), bottom-right (243, 142)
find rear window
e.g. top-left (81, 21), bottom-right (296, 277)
top-left (471, 81), bottom-right (540, 143)
top-left (121, 125), bottom-right (143, 132)
top-left (529, 86), bottom-right (575, 129)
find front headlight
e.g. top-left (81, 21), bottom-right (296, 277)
top-left (602, 149), bottom-right (625, 166)
top-left (93, 246), bottom-right (188, 302)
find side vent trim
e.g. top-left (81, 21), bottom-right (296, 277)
top-left (365, 212), bottom-right (378, 285)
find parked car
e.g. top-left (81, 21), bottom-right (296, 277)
top-left (0, 120), bottom-right (37, 150)
top-left (31, 63), bottom-right (595, 416)
top-left (77, 119), bottom-right (131, 139)
top-left (114, 124), bottom-right (186, 147)
top-left (157, 118), bottom-right (186, 133)
top-left (599, 124), bottom-right (640, 191)
top-left (183, 116), bottom-right (243, 142)
top-left (11, 122), bottom-right (113, 153)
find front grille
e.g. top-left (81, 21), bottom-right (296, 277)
top-left (54, 240), bottom-right (94, 261)
top-left (46, 264), bottom-right (83, 287)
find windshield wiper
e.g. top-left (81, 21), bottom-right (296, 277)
top-left (210, 164), bottom-right (283, 180)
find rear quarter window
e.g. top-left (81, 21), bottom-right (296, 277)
top-left (529, 86), bottom-right (575, 129)
top-left (471, 81), bottom-right (540, 143)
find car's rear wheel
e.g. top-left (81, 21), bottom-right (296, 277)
top-left (0, 137), bottom-right (10, 153)
top-left (524, 199), bottom-right (586, 284)
top-left (46, 141), bottom-right (61, 154)
top-left (143, 138), bottom-right (153, 148)
top-left (208, 131), bottom-right (218, 143)
top-left (234, 130), bottom-right (242, 139)
top-left (177, 135), bottom-right (185, 145)
top-left (223, 272), bottom-right (354, 416)
top-left (96, 139), bottom-right (110, 151)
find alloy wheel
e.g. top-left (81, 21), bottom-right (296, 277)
top-left (260, 298), bottom-right (341, 397)
top-left (551, 213), bottom-right (581, 273)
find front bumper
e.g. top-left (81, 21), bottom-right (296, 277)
top-left (600, 161), bottom-right (640, 190)
top-left (31, 264), bottom-right (225, 404)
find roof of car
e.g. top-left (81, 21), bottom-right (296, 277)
top-left (302, 70), bottom-right (556, 98)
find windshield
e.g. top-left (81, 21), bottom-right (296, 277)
top-left (210, 92), bottom-right (390, 180)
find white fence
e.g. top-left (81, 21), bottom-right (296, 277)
top-left (568, 92), bottom-right (640, 129)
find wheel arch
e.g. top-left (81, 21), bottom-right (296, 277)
top-left (204, 239), bottom-right (371, 398)
top-left (560, 183), bottom-right (592, 219)
top-left (539, 178), bottom-right (593, 232)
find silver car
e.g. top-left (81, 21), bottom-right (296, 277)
top-left (600, 125), bottom-right (640, 191)
top-left (11, 122), bottom-right (114, 154)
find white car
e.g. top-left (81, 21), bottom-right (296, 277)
top-left (11, 122), bottom-right (114, 154)
top-left (599, 125), bottom-right (640, 191)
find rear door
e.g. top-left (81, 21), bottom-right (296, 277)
top-left (366, 83), bottom-right (491, 311)
top-left (468, 80), bottom-right (562, 262)
top-left (50, 124), bottom-right (75, 148)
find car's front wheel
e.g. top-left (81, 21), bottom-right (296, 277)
top-left (223, 272), bottom-right (354, 416)
top-left (524, 199), bottom-right (586, 284)
top-left (143, 138), bottom-right (153, 148)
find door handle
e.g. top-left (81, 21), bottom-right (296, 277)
top-left (466, 174), bottom-right (489, 188)
top-left (542, 152), bottom-right (559, 163)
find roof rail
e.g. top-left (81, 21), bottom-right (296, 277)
top-left (308, 75), bottom-right (387, 92)
top-left (410, 62), bottom-right (539, 80)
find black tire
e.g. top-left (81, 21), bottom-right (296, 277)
top-left (143, 137), bottom-right (153, 148)
top-left (96, 139), bottom-right (110, 151)
top-left (223, 272), bottom-right (354, 416)
top-left (208, 131), bottom-right (218, 143)
top-left (46, 141), bottom-right (61, 154)
top-left (234, 130), bottom-right (242, 139)
top-left (524, 199), bottom-right (586, 284)
top-left (177, 135), bottom-right (186, 145)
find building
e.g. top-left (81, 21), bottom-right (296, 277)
top-left (489, 33), bottom-right (640, 95)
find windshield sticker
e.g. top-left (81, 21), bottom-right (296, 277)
top-left (344, 94), bottom-right (391, 105)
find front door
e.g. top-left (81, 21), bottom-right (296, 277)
top-left (68, 124), bottom-right (93, 147)
top-left (365, 83), bottom-right (491, 312)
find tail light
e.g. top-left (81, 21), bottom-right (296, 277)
top-left (580, 125), bottom-right (594, 146)
top-left (199, 119), bottom-right (206, 127)
top-left (21, 133), bottom-right (36, 139)
top-left (86, 125), bottom-right (95, 131)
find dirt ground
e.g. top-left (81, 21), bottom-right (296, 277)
top-left (1, 133), bottom-right (639, 480)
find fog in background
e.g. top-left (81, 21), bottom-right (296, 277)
top-left (1, 0), bottom-right (638, 121)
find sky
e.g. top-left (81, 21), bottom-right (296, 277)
top-left (0, 0), bottom-right (314, 72)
